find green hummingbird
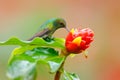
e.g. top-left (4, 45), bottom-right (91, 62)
top-left (28, 18), bottom-right (69, 41)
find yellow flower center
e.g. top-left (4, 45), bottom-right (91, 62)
top-left (72, 37), bottom-right (82, 46)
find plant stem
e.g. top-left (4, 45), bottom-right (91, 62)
top-left (54, 61), bottom-right (65, 80)
top-left (54, 49), bottom-right (69, 80)
top-left (54, 69), bottom-right (61, 80)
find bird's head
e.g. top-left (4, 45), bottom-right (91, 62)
top-left (51, 18), bottom-right (66, 29)
top-left (46, 18), bottom-right (69, 32)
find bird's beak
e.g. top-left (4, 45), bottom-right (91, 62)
top-left (65, 27), bottom-right (70, 32)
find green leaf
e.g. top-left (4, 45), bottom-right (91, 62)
top-left (0, 37), bottom-right (65, 49)
top-left (47, 56), bottom-right (65, 73)
top-left (23, 47), bottom-right (59, 60)
top-left (7, 47), bottom-right (65, 80)
top-left (63, 70), bottom-right (80, 80)
top-left (7, 57), bottom-right (36, 80)
top-left (8, 46), bottom-right (37, 63)
top-left (22, 47), bottom-right (65, 73)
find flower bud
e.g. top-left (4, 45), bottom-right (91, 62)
top-left (65, 28), bottom-right (94, 53)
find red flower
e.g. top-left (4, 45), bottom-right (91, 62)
top-left (65, 28), bottom-right (94, 53)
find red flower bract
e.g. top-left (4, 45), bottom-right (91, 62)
top-left (65, 28), bottom-right (94, 53)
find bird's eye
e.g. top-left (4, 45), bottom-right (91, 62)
top-left (59, 22), bottom-right (65, 27)
top-left (59, 22), bottom-right (64, 25)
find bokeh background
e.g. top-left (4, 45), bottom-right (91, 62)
top-left (0, 0), bottom-right (120, 80)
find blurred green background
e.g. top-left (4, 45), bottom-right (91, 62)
top-left (0, 0), bottom-right (120, 80)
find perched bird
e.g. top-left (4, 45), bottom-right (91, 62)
top-left (28, 18), bottom-right (68, 41)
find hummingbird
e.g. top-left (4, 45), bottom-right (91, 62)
top-left (28, 18), bottom-right (69, 41)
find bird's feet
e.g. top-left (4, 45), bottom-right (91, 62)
top-left (43, 37), bottom-right (54, 42)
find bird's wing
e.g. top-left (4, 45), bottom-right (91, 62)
top-left (28, 29), bottom-right (50, 41)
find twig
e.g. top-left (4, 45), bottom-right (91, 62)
top-left (54, 61), bottom-right (65, 80)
